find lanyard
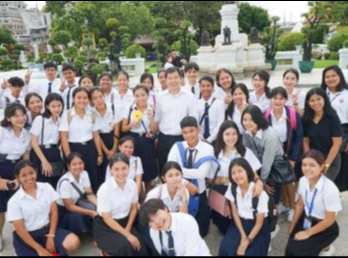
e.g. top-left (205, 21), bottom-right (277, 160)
top-left (328, 91), bottom-right (341, 104)
top-left (305, 188), bottom-right (318, 216)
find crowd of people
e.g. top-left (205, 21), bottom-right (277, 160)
top-left (0, 56), bottom-right (346, 256)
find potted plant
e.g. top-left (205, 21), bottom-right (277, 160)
top-left (260, 16), bottom-right (283, 70)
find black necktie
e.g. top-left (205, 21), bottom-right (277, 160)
top-left (166, 231), bottom-right (176, 256)
top-left (15, 99), bottom-right (20, 104)
top-left (204, 103), bottom-right (210, 139)
top-left (48, 82), bottom-right (52, 94)
top-left (188, 149), bottom-right (195, 168)
top-left (66, 86), bottom-right (74, 110)
top-left (191, 87), bottom-right (195, 95)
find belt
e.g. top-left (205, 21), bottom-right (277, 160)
top-left (0, 154), bottom-right (19, 164)
top-left (309, 216), bottom-right (322, 222)
top-left (39, 144), bottom-right (58, 149)
top-left (129, 132), bottom-right (147, 138)
top-left (69, 140), bottom-right (93, 146)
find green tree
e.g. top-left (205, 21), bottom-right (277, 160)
top-left (51, 30), bottom-right (72, 49)
top-left (259, 16), bottom-right (283, 60)
top-left (44, 1), bottom-right (72, 17)
top-left (0, 27), bottom-right (17, 45)
top-left (327, 27), bottom-right (348, 51)
top-left (51, 54), bottom-right (64, 64)
top-left (238, 3), bottom-right (271, 34)
top-left (0, 48), bottom-right (8, 57)
top-left (125, 44), bottom-right (146, 58)
top-left (280, 33), bottom-right (305, 51)
top-left (301, 24), bottom-right (328, 44)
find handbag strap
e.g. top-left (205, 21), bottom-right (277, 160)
top-left (59, 178), bottom-right (84, 198)
top-left (41, 116), bottom-right (44, 146)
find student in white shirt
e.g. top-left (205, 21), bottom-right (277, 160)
top-left (105, 136), bottom-right (144, 197)
top-left (213, 68), bottom-right (237, 110)
top-left (59, 65), bottom-right (78, 111)
top-left (155, 67), bottom-right (198, 172)
top-left (99, 73), bottom-right (117, 104)
top-left (114, 71), bottom-right (135, 115)
top-left (219, 158), bottom-right (270, 256)
top-left (89, 87), bottom-right (122, 186)
top-left (208, 121), bottom-right (263, 235)
top-left (56, 153), bottom-right (97, 234)
top-left (139, 199), bottom-right (211, 256)
top-left (7, 160), bottom-right (80, 256)
top-left (286, 150), bottom-right (341, 256)
top-left (0, 77), bottom-right (26, 109)
top-left (79, 75), bottom-right (95, 91)
top-left (198, 76), bottom-right (225, 145)
top-left (94, 153), bottom-right (148, 256)
top-left (183, 62), bottom-right (201, 100)
top-left (24, 93), bottom-right (43, 127)
top-left (157, 69), bottom-right (168, 92)
top-left (226, 83), bottom-right (250, 134)
top-left (0, 103), bottom-right (31, 250)
top-left (30, 93), bottom-right (64, 189)
top-left (164, 55), bottom-right (174, 70)
top-left (140, 73), bottom-right (157, 108)
top-left (167, 116), bottom-right (213, 238)
top-left (59, 87), bottom-right (103, 193)
top-left (249, 70), bottom-right (271, 113)
top-left (283, 69), bottom-right (305, 116)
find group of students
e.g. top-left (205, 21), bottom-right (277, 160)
top-left (0, 60), bottom-right (346, 256)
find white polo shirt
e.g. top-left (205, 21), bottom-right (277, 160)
top-left (327, 89), bottom-right (348, 124)
top-left (0, 126), bottom-right (31, 160)
top-left (103, 88), bottom-right (118, 104)
top-left (113, 89), bottom-right (135, 114)
top-left (212, 87), bottom-right (231, 110)
top-left (94, 103), bottom-right (122, 134)
top-left (30, 115), bottom-right (61, 145)
top-left (285, 88), bottom-right (306, 110)
top-left (23, 78), bottom-right (61, 102)
top-left (270, 107), bottom-right (288, 143)
top-left (249, 92), bottom-right (271, 113)
top-left (105, 156), bottom-right (143, 181)
top-left (123, 104), bottom-right (153, 135)
top-left (60, 84), bottom-right (78, 111)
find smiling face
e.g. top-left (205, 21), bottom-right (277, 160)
top-left (166, 71), bottom-right (181, 91)
top-left (142, 78), bottom-right (153, 91)
top-left (223, 127), bottom-right (239, 149)
top-left (100, 76), bottom-right (112, 92)
top-left (73, 91), bottom-right (89, 110)
top-left (10, 85), bottom-right (23, 97)
top-left (110, 160), bottom-right (130, 185)
top-left (283, 72), bottom-right (298, 91)
top-left (80, 77), bottom-right (94, 91)
top-left (233, 87), bottom-right (247, 106)
top-left (231, 164), bottom-right (248, 186)
top-left (63, 69), bottom-right (76, 85)
top-left (200, 79), bottom-right (214, 100)
top-left (28, 96), bottom-right (43, 114)
top-left (45, 67), bottom-right (57, 81)
top-left (182, 126), bottom-right (200, 147)
top-left (91, 90), bottom-right (105, 109)
top-left (242, 113), bottom-right (258, 134)
top-left (119, 140), bottom-right (134, 158)
top-left (218, 72), bottom-right (233, 92)
top-left (158, 71), bottom-right (167, 90)
top-left (148, 209), bottom-right (171, 231)
top-left (308, 94), bottom-right (325, 113)
top-left (252, 75), bottom-right (266, 93)
top-left (117, 74), bottom-right (129, 91)
top-left (7, 108), bottom-right (27, 128)
top-left (271, 94), bottom-right (287, 111)
top-left (68, 157), bottom-right (85, 178)
top-left (186, 69), bottom-right (199, 85)
top-left (302, 157), bottom-right (323, 181)
top-left (16, 166), bottom-right (37, 187)
top-left (134, 88), bottom-right (148, 107)
top-left (324, 69), bottom-right (341, 91)
top-left (47, 100), bottom-right (63, 118)
top-left (162, 168), bottom-right (182, 189)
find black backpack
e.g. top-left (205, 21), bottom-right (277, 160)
top-left (231, 184), bottom-right (278, 232)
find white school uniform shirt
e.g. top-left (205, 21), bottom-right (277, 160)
top-left (285, 88), bottom-right (306, 110)
top-left (22, 78), bottom-right (61, 102)
top-left (155, 88), bottom-right (198, 136)
top-left (7, 183), bottom-right (59, 232)
top-left (30, 116), bottom-right (60, 145)
top-left (56, 171), bottom-right (91, 206)
top-left (113, 89), bottom-right (134, 114)
top-left (164, 62), bottom-right (174, 70)
top-left (123, 104), bottom-right (152, 135)
top-left (225, 182), bottom-right (269, 220)
top-left (59, 107), bottom-right (101, 143)
top-left (147, 90), bottom-right (157, 108)
top-left (168, 140), bottom-right (214, 194)
top-left (209, 149), bottom-right (261, 184)
top-left (145, 181), bottom-right (190, 213)
top-left (94, 103), bottom-right (122, 134)
top-left (183, 82), bottom-right (200, 100)
top-left (97, 178), bottom-right (138, 219)
top-left (0, 94), bottom-right (25, 109)
top-left (227, 105), bottom-right (245, 134)
top-left (249, 92), bottom-right (271, 113)
top-left (327, 89), bottom-right (348, 124)
top-left (198, 96), bottom-right (225, 143)
top-left (103, 88), bottom-right (118, 104)
top-left (105, 156), bottom-right (143, 182)
top-left (270, 107), bottom-right (288, 143)
top-left (212, 87), bottom-right (231, 110)
top-left (0, 126), bottom-right (31, 160)
top-left (150, 213), bottom-right (211, 256)
top-left (298, 175), bottom-right (342, 220)
top-left (60, 84), bottom-right (78, 111)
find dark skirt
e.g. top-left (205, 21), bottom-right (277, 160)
top-left (0, 161), bottom-right (17, 212)
top-left (219, 217), bottom-right (270, 256)
top-left (157, 133), bottom-right (184, 173)
top-left (58, 205), bottom-right (93, 234)
top-left (335, 126), bottom-right (348, 191)
top-left (69, 140), bottom-right (99, 193)
top-left (195, 191), bottom-right (211, 238)
top-left (93, 216), bottom-right (148, 256)
top-left (325, 153), bottom-right (341, 182)
top-left (13, 225), bottom-right (70, 256)
top-left (137, 221), bottom-right (160, 257)
top-left (285, 214), bottom-right (339, 256)
top-left (210, 185), bottom-right (231, 235)
top-left (99, 132), bottom-right (114, 185)
top-left (30, 146), bottom-right (62, 189)
top-left (127, 132), bottom-right (158, 182)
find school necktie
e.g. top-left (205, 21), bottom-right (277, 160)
top-left (48, 82), bottom-right (52, 94)
top-left (15, 99), bottom-right (20, 104)
top-left (166, 231), bottom-right (176, 256)
top-left (191, 87), bottom-right (195, 95)
top-left (188, 149), bottom-right (195, 169)
top-left (66, 86), bottom-right (74, 110)
top-left (204, 103), bottom-right (210, 139)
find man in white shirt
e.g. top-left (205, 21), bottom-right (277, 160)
top-left (139, 199), bottom-right (211, 257)
top-left (59, 65), bottom-right (78, 111)
top-left (183, 62), bottom-right (201, 100)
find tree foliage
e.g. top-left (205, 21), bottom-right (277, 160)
top-left (259, 16), bottom-right (283, 60)
top-left (238, 3), bottom-right (270, 34)
top-left (279, 33), bottom-right (305, 51)
top-left (51, 30), bottom-right (72, 48)
top-left (0, 27), bottom-right (17, 45)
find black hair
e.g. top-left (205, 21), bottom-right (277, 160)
top-left (14, 160), bottom-right (36, 177)
top-left (42, 93), bottom-right (64, 118)
top-left (139, 199), bottom-right (167, 227)
top-left (157, 69), bottom-right (166, 78)
top-left (302, 150), bottom-right (326, 168)
top-left (226, 83), bottom-right (249, 120)
top-left (215, 121), bottom-right (246, 157)
top-left (133, 85), bottom-right (149, 96)
top-left (98, 72), bottom-right (113, 84)
top-left (161, 161), bottom-right (183, 177)
top-left (44, 62), bottom-right (58, 71)
top-left (270, 86), bottom-right (288, 100)
top-left (119, 136), bottom-right (136, 148)
top-left (66, 152), bottom-right (85, 166)
top-left (302, 88), bottom-right (337, 123)
top-left (109, 153), bottom-right (130, 169)
top-left (216, 69), bottom-right (236, 93)
top-left (242, 105), bottom-right (269, 131)
top-left (0, 103), bottom-right (29, 129)
top-left (78, 75), bottom-right (95, 87)
top-left (228, 158), bottom-right (255, 187)
top-left (88, 87), bottom-right (104, 101)
top-left (180, 116), bottom-right (198, 129)
top-left (165, 67), bottom-right (181, 78)
top-left (321, 65), bottom-right (348, 92)
top-left (283, 68), bottom-right (299, 81)
top-left (62, 65), bottom-right (76, 73)
top-left (184, 62), bottom-right (200, 73)
top-left (8, 77), bottom-right (24, 87)
top-left (72, 87), bottom-right (89, 99)
top-left (199, 76), bottom-right (214, 87)
top-left (252, 70), bottom-right (271, 98)
top-left (117, 71), bottom-right (130, 81)
top-left (25, 92), bottom-right (43, 110)
top-left (140, 73), bottom-right (155, 90)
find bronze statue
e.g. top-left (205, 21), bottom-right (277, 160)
top-left (223, 26), bottom-right (232, 45)
top-left (201, 30), bottom-right (211, 46)
top-left (250, 27), bottom-right (260, 43)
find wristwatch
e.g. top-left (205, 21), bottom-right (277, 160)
top-left (325, 164), bottom-right (330, 172)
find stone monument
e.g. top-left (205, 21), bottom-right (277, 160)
top-left (223, 26), bottom-right (232, 45)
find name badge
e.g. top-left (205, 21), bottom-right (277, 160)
top-left (303, 216), bottom-right (312, 230)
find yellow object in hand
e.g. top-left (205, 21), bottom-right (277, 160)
top-left (133, 110), bottom-right (143, 122)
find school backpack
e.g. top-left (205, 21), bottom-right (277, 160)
top-left (231, 184), bottom-right (278, 232)
top-left (67, 110), bottom-right (97, 125)
top-left (176, 142), bottom-right (220, 217)
top-left (264, 106), bottom-right (297, 130)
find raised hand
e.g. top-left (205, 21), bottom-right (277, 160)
top-left (24, 69), bottom-right (33, 85)
top-left (1, 79), bottom-right (9, 89)
top-left (60, 78), bottom-right (67, 92)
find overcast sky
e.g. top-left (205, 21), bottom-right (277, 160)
top-left (25, 1), bottom-right (309, 22)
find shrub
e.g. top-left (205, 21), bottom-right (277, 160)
top-left (125, 44), bottom-right (146, 59)
top-left (171, 40), bottom-right (199, 56)
top-left (328, 34), bottom-right (348, 52)
top-left (280, 33), bottom-right (305, 51)
top-left (329, 52), bottom-right (339, 60)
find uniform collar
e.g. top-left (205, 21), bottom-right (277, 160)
top-left (94, 103), bottom-right (113, 115)
top-left (236, 182), bottom-right (255, 198)
top-left (66, 171), bottom-right (86, 184)
top-left (271, 107), bottom-right (287, 121)
top-left (305, 174), bottom-right (326, 193)
top-left (18, 183), bottom-right (45, 200)
top-left (246, 129), bottom-right (263, 139)
top-left (110, 177), bottom-right (129, 190)
top-left (166, 214), bottom-right (177, 233)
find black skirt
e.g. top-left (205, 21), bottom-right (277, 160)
top-left (99, 132), bottom-right (114, 185)
top-left (335, 126), bottom-right (348, 192)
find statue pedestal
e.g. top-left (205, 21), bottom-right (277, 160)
top-left (210, 44), bottom-right (238, 72)
top-left (247, 43), bottom-right (266, 67)
top-left (197, 46), bottom-right (215, 72)
top-left (220, 4), bottom-right (240, 42)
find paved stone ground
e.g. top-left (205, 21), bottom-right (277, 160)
top-left (1, 192), bottom-right (347, 256)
